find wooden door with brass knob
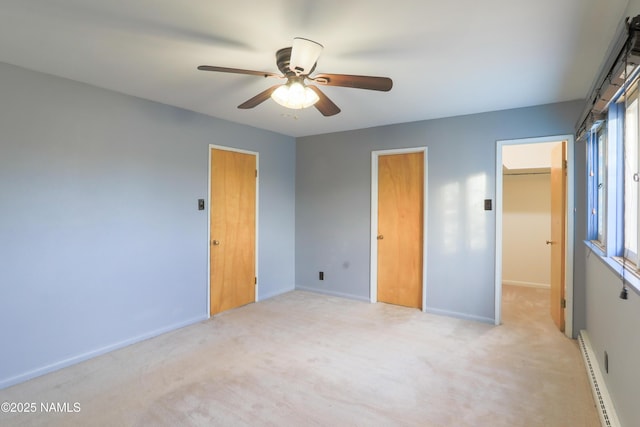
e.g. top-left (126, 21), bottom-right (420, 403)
top-left (377, 151), bottom-right (424, 309)
top-left (549, 142), bottom-right (566, 331)
top-left (209, 147), bottom-right (257, 316)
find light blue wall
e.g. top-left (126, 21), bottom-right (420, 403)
top-left (584, 256), bottom-right (640, 427)
top-left (0, 62), bottom-right (295, 388)
top-left (296, 101), bottom-right (583, 322)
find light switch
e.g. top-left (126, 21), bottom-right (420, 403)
top-left (198, 199), bottom-right (205, 210)
top-left (484, 199), bottom-right (492, 211)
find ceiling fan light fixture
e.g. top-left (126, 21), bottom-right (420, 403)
top-left (289, 37), bottom-right (323, 75)
top-left (271, 81), bottom-right (319, 109)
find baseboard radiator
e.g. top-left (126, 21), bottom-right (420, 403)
top-left (578, 331), bottom-right (620, 427)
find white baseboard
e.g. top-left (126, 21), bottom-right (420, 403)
top-left (295, 286), bottom-right (370, 303)
top-left (295, 286), bottom-right (494, 324)
top-left (0, 315), bottom-right (207, 390)
top-left (424, 307), bottom-right (495, 324)
top-left (503, 280), bottom-right (550, 289)
top-left (578, 330), bottom-right (620, 427)
top-left (258, 285), bottom-right (295, 301)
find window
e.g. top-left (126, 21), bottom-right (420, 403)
top-left (588, 121), bottom-right (607, 247)
top-left (595, 124), bottom-right (607, 246)
top-left (581, 14), bottom-right (640, 289)
top-left (624, 85), bottom-right (640, 265)
top-left (586, 74), bottom-right (640, 279)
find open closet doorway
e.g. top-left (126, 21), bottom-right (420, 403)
top-left (495, 136), bottom-right (574, 338)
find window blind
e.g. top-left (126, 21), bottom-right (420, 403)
top-left (576, 15), bottom-right (640, 141)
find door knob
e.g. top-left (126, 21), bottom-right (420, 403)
top-left (377, 235), bottom-right (384, 240)
top-left (212, 240), bottom-right (220, 246)
top-left (546, 240), bottom-right (553, 245)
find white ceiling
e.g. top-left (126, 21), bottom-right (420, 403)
top-left (0, 0), bottom-right (630, 137)
top-left (503, 142), bottom-right (560, 171)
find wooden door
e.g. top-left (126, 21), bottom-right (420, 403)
top-left (549, 142), bottom-right (566, 331)
top-left (210, 148), bottom-right (256, 316)
top-left (377, 152), bottom-right (424, 309)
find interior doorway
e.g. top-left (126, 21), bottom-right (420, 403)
top-left (208, 145), bottom-right (259, 316)
top-left (495, 136), bottom-right (574, 337)
top-left (370, 147), bottom-right (428, 310)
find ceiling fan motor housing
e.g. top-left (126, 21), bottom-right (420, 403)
top-left (289, 37), bottom-right (324, 75)
top-left (276, 47), bottom-right (317, 77)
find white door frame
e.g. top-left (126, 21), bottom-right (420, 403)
top-left (208, 144), bottom-right (260, 318)
top-left (495, 135), bottom-right (574, 337)
top-left (370, 147), bottom-right (428, 311)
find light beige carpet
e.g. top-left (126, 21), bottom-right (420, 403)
top-left (0, 286), bottom-right (598, 426)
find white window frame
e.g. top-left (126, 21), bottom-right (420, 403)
top-left (595, 123), bottom-right (607, 247)
top-left (623, 85), bottom-right (640, 267)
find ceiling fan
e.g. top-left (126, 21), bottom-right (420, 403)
top-left (197, 38), bottom-right (393, 117)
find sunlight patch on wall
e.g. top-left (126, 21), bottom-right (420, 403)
top-left (442, 182), bottom-right (460, 254)
top-left (467, 173), bottom-right (487, 251)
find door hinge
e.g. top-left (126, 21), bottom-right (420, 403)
top-left (255, 169), bottom-right (258, 178)
top-left (561, 298), bottom-right (566, 309)
top-left (254, 277), bottom-right (257, 285)
top-left (563, 160), bottom-right (568, 170)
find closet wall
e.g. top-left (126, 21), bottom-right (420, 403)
top-left (502, 171), bottom-right (551, 288)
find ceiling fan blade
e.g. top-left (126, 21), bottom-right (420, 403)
top-left (197, 65), bottom-right (282, 79)
top-left (237, 85), bottom-right (282, 109)
top-left (307, 85), bottom-right (341, 116)
top-left (289, 38), bottom-right (323, 76)
top-left (312, 73), bottom-right (393, 91)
